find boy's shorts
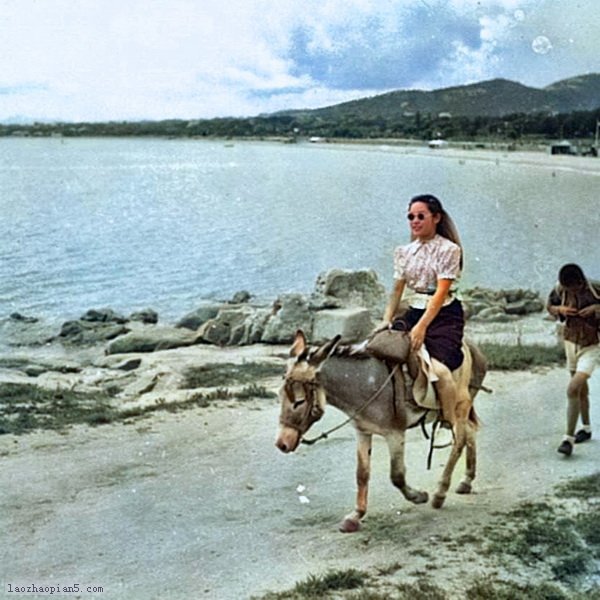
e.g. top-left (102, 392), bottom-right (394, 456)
top-left (564, 340), bottom-right (600, 376)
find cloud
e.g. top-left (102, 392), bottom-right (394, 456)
top-left (0, 0), bottom-right (597, 121)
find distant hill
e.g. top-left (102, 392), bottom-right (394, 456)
top-left (277, 73), bottom-right (600, 120)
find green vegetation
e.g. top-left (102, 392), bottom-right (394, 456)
top-left (181, 361), bottom-right (282, 389)
top-left (484, 501), bottom-right (592, 581)
top-left (479, 342), bottom-right (564, 370)
top-left (0, 360), bottom-right (279, 435)
top-left (254, 473), bottom-right (600, 599)
top-left (0, 382), bottom-right (117, 435)
top-left (3, 107), bottom-right (599, 148)
top-left (255, 569), bottom-right (369, 599)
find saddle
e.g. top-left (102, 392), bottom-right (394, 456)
top-left (365, 329), bottom-right (487, 408)
top-left (366, 329), bottom-right (438, 410)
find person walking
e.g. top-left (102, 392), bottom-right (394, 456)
top-left (547, 263), bottom-right (600, 457)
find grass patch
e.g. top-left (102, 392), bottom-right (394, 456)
top-left (0, 382), bottom-right (117, 435)
top-left (484, 501), bottom-right (592, 582)
top-left (465, 579), bottom-right (572, 599)
top-left (0, 378), bottom-right (277, 435)
top-left (181, 361), bottom-right (282, 389)
top-left (479, 342), bottom-right (564, 370)
top-left (255, 568), bottom-right (368, 599)
top-left (395, 579), bottom-right (447, 599)
top-left (555, 472), bottom-right (600, 499)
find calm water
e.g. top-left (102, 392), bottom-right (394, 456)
top-left (1, 137), bottom-right (598, 326)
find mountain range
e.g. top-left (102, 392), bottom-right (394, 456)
top-left (278, 73), bottom-right (600, 120)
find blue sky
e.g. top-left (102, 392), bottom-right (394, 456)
top-left (0, 0), bottom-right (598, 122)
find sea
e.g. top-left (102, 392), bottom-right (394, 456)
top-left (1, 136), bottom-right (599, 330)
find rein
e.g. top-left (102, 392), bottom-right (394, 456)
top-left (300, 363), bottom-right (400, 445)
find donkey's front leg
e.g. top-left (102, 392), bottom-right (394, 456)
top-left (340, 431), bottom-right (372, 533)
top-left (386, 431), bottom-right (428, 505)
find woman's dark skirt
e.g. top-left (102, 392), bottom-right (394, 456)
top-left (391, 299), bottom-right (465, 371)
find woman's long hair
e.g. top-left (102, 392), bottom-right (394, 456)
top-left (409, 194), bottom-right (463, 269)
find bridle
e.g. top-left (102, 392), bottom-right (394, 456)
top-left (280, 363), bottom-right (401, 446)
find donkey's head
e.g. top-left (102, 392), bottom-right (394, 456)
top-left (275, 330), bottom-right (341, 453)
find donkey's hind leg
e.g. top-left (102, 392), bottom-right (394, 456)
top-left (456, 422), bottom-right (476, 495)
top-left (386, 431), bottom-right (429, 505)
top-left (340, 431), bottom-right (372, 533)
top-left (432, 389), bottom-right (473, 508)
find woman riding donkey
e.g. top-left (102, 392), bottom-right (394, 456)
top-left (378, 193), bottom-right (465, 426)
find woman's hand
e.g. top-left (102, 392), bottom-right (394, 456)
top-left (372, 320), bottom-right (391, 334)
top-left (410, 322), bottom-right (426, 351)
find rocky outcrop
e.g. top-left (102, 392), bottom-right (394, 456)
top-left (462, 288), bottom-right (545, 322)
top-left (312, 307), bottom-right (373, 343)
top-left (261, 294), bottom-right (313, 344)
top-left (105, 326), bottom-right (201, 355)
top-left (3, 270), bottom-right (548, 355)
top-left (198, 306), bottom-right (272, 346)
top-left (312, 268), bottom-right (387, 319)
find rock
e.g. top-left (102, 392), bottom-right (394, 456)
top-left (229, 290), bottom-right (252, 304)
top-left (261, 294), bottom-right (312, 344)
top-left (24, 365), bottom-right (47, 377)
top-left (58, 320), bottom-right (130, 345)
top-left (198, 306), bottom-right (271, 346)
top-left (471, 307), bottom-right (518, 322)
top-left (105, 327), bottom-right (200, 355)
top-left (115, 358), bottom-right (142, 371)
top-left (312, 308), bottom-right (374, 343)
top-left (80, 308), bottom-right (128, 324)
top-left (10, 312), bottom-right (38, 323)
top-left (176, 304), bottom-right (225, 330)
top-left (313, 269), bottom-right (386, 317)
top-left (129, 309), bottom-right (158, 324)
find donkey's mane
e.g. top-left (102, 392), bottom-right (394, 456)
top-left (330, 341), bottom-right (372, 360)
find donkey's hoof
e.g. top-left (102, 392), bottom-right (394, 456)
top-left (339, 518), bottom-right (361, 533)
top-left (431, 494), bottom-right (446, 509)
top-left (411, 491), bottom-right (429, 504)
top-left (456, 481), bottom-right (472, 495)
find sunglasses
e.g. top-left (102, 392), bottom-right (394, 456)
top-left (407, 212), bottom-right (429, 221)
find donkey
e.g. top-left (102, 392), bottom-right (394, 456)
top-left (275, 329), bottom-right (487, 533)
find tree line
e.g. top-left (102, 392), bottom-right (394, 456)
top-left (2, 107), bottom-right (599, 147)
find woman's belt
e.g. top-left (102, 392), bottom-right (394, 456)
top-left (409, 290), bottom-right (456, 309)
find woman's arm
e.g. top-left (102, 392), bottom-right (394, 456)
top-left (409, 278), bottom-right (453, 351)
top-left (381, 279), bottom-right (406, 326)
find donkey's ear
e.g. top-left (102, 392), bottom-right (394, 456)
top-left (290, 329), bottom-right (308, 358)
top-left (309, 334), bottom-right (341, 365)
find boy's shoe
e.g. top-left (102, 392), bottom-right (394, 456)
top-left (557, 440), bottom-right (573, 456)
top-left (574, 429), bottom-right (592, 444)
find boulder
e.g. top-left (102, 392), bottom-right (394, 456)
top-left (176, 304), bottom-right (225, 330)
top-left (105, 326), bottom-right (200, 355)
top-left (129, 309), bottom-right (159, 324)
top-left (470, 307), bottom-right (518, 322)
top-left (312, 308), bottom-right (374, 343)
top-left (229, 290), bottom-right (252, 304)
top-left (10, 312), bottom-right (38, 324)
top-left (80, 308), bottom-right (128, 324)
top-left (261, 293), bottom-right (312, 344)
top-left (58, 320), bottom-right (130, 345)
top-left (313, 269), bottom-right (386, 317)
top-left (198, 306), bottom-right (270, 346)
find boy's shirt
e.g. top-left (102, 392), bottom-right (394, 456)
top-left (547, 280), bottom-right (600, 347)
